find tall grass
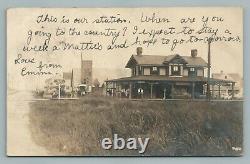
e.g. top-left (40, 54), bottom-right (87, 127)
top-left (29, 96), bottom-right (243, 156)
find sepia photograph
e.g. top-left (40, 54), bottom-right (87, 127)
top-left (7, 7), bottom-right (243, 156)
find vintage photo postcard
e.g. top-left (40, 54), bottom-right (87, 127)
top-left (7, 7), bottom-right (243, 156)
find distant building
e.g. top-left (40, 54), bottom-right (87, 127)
top-left (62, 60), bottom-right (93, 93)
top-left (212, 71), bottom-right (243, 98)
top-left (81, 60), bottom-right (92, 90)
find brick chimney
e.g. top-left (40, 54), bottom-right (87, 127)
top-left (136, 47), bottom-right (143, 56)
top-left (191, 49), bottom-right (197, 57)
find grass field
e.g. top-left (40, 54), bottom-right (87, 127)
top-left (29, 95), bottom-right (243, 156)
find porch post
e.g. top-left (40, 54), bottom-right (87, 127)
top-left (171, 83), bottom-right (174, 98)
top-left (112, 82), bottom-right (115, 97)
top-left (212, 84), bottom-right (214, 99)
top-left (163, 87), bottom-right (166, 99)
top-left (218, 84), bottom-right (221, 99)
top-left (232, 82), bottom-right (235, 99)
top-left (150, 83), bottom-right (153, 99)
top-left (129, 82), bottom-right (132, 99)
top-left (192, 82), bottom-right (195, 99)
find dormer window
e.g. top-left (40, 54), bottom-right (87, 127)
top-left (190, 68), bottom-right (195, 71)
top-left (173, 66), bottom-right (179, 71)
top-left (170, 65), bottom-right (182, 76)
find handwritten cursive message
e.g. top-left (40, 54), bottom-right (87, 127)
top-left (7, 8), bottom-right (242, 88)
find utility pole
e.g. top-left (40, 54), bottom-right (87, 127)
top-left (81, 53), bottom-right (83, 84)
top-left (71, 69), bottom-right (74, 98)
top-left (207, 37), bottom-right (212, 100)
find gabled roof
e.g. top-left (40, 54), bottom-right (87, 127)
top-left (212, 72), bottom-right (242, 82)
top-left (227, 73), bottom-right (242, 81)
top-left (125, 54), bottom-right (207, 68)
top-left (126, 55), bottom-right (167, 67)
top-left (163, 54), bottom-right (188, 65)
top-left (182, 56), bottom-right (207, 67)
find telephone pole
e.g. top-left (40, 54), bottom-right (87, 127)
top-left (207, 37), bottom-right (212, 100)
top-left (81, 53), bottom-right (83, 84)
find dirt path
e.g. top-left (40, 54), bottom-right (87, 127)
top-left (7, 91), bottom-right (48, 156)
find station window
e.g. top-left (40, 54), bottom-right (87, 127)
top-left (190, 68), bottom-right (195, 71)
top-left (173, 66), bottom-right (179, 71)
top-left (152, 66), bottom-right (158, 71)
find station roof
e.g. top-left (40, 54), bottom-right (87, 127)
top-left (125, 54), bottom-right (208, 68)
top-left (106, 75), bottom-right (235, 84)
